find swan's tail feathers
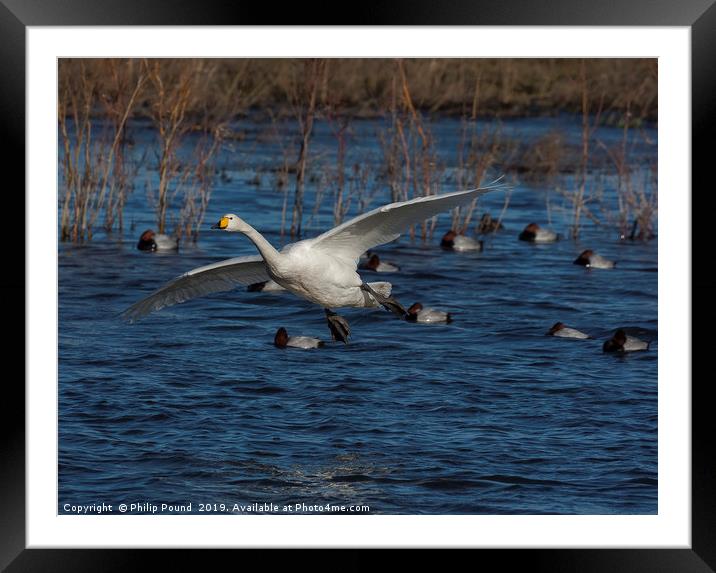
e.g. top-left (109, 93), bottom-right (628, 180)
top-left (366, 281), bottom-right (392, 302)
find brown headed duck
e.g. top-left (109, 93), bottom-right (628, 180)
top-left (519, 223), bottom-right (559, 243)
top-left (477, 213), bottom-right (505, 234)
top-left (274, 327), bottom-right (323, 349)
top-left (137, 229), bottom-right (178, 252)
top-left (603, 329), bottom-right (650, 353)
top-left (359, 253), bottom-right (400, 273)
top-left (441, 230), bottom-right (483, 252)
top-left (573, 249), bottom-right (615, 269)
top-left (546, 322), bottom-right (590, 339)
top-left (406, 302), bottom-right (453, 324)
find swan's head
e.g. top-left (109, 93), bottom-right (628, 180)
top-left (547, 322), bottom-right (565, 335)
top-left (274, 327), bottom-right (289, 348)
top-left (603, 329), bottom-right (627, 352)
top-left (211, 214), bottom-right (250, 233)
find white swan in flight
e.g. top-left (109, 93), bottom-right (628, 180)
top-left (122, 182), bottom-right (505, 342)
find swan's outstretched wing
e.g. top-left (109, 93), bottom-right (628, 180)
top-left (310, 183), bottom-right (505, 263)
top-left (122, 255), bottom-right (269, 322)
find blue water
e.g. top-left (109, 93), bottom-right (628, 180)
top-left (59, 116), bottom-right (657, 515)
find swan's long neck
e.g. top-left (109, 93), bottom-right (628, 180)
top-left (241, 225), bottom-right (280, 265)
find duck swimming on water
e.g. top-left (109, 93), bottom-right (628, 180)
top-left (546, 322), bottom-right (590, 339)
top-left (573, 250), bottom-right (615, 269)
top-left (359, 253), bottom-right (400, 273)
top-left (603, 329), bottom-right (650, 353)
top-left (477, 213), bottom-right (504, 234)
top-left (406, 302), bottom-right (452, 324)
top-left (519, 223), bottom-right (558, 243)
top-left (137, 229), bottom-right (179, 252)
top-left (273, 327), bottom-right (323, 349)
top-left (440, 230), bottom-right (483, 252)
top-left (122, 183), bottom-right (506, 343)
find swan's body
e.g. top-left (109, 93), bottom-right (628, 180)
top-left (263, 239), bottom-right (370, 308)
top-left (123, 184), bottom-right (504, 340)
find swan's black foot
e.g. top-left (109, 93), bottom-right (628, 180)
top-left (360, 283), bottom-right (408, 318)
top-left (325, 309), bottom-right (350, 344)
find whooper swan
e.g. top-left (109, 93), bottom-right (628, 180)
top-left (122, 183), bottom-right (504, 343)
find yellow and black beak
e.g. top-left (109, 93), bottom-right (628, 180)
top-left (211, 217), bottom-right (229, 230)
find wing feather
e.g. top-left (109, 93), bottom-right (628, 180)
top-left (310, 184), bottom-right (504, 262)
top-left (122, 255), bottom-right (269, 322)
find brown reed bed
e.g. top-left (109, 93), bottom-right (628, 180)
top-left (60, 58), bottom-right (657, 122)
top-left (58, 60), bottom-right (145, 241)
top-left (58, 58), bottom-right (657, 245)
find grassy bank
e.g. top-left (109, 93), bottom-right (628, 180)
top-left (59, 58), bottom-right (657, 122)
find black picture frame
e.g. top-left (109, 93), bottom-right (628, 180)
top-left (6, 0), bottom-right (711, 570)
